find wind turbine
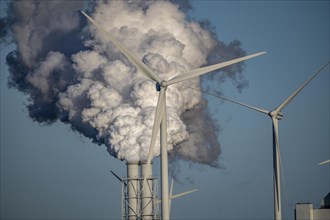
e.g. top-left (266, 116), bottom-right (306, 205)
top-left (81, 11), bottom-right (265, 219)
top-left (190, 61), bottom-right (329, 220)
top-left (318, 159), bottom-right (330, 165)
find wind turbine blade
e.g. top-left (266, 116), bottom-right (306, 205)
top-left (170, 188), bottom-right (199, 200)
top-left (141, 89), bottom-right (166, 192)
top-left (153, 187), bottom-right (198, 205)
top-left (110, 170), bottom-right (123, 182)
top-left (189, 87), bottom-right (270, 115)
top-left (318, 159), bottom-right (330, 165)
top-left (169, 179), bottom-right (174, 203)
top-left (167, 52), bottom-right (266, 86)
top-left (81, 11), bottom-right (161, 83)
top-left (275, 61), bottom-right (330, 112)
top-left (169, 179), bottom-right (174, 216)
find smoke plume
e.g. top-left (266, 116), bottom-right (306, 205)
top-left (3, 0), bottom-right (247, 166)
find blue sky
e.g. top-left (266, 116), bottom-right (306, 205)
top-left (1, 1), bottom-right (329, 219)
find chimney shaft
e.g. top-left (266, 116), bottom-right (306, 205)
top-left (126, 162), bottom-right (139, 219)
top-left (141, 161), bottom-right (153, 219)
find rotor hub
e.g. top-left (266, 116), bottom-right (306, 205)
top-left (155, 81), bottom-right (168, 91)
top-left (269, 111), bottom-right (284, 120)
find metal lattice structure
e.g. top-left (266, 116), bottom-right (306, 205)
top-left (122, 175), bottom-right (160, 220)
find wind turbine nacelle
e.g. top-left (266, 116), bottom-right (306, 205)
top-left (269, 111), bottom-right (284, 120)
top-left (156, 82), bottom-right (161, 91)
top-left (156, 81), bottom-right (168, 91)
top-left (276, 112), bottom-right (284, 120)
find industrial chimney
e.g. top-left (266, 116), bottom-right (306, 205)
top-left (113, 161), bottom-right (159, 220)
top-left (126, 162), bottom-right (139, 219)
top-left (140, 161), bottom-right (153, 219)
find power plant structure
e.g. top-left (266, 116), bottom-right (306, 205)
top-left (82, 9), bottom-right (265, 220)
top-left (82, 10), bottom-right (264, 219)
top-left (112, 161), bottom-right (160, 220)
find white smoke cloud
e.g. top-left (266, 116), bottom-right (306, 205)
top-left (61, 0), bottom-right (216, 162)
top-left (9, 0), bottom-right (82, 68)
top-left (4, 0), bottom-right (247, 165)
top-left (26, 51), bottom-right (69, 100)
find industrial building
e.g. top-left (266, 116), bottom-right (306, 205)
top-left (295, 192), bottom-right (330, 220)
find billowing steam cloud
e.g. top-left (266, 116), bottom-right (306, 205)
top-left (3, 1), bottom-right (247, 166)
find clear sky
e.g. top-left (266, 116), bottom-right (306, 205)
top-left (1, 1), bottom-right (329, 220)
